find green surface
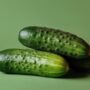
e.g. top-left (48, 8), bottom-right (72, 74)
top-left (0, 0), bottom-right (90, 90)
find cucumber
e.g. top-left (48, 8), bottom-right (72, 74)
top-left (19, 26), bottom-right (90, 59)
top-left (0, 48), bottom-right (69, 78)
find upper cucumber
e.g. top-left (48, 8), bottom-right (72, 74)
top-left (19, 26), bottom-right (90, 59)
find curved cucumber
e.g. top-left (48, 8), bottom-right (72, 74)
top-left (19, 26), bottom-right (90, 59)
top-left (0, 48), bottom-right (69, 78)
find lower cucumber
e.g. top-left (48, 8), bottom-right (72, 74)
top-left (0, 48), bottom-right (69, 77)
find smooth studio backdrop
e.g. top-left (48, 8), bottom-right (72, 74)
top-left (0, 0), bottom-right (90, 90)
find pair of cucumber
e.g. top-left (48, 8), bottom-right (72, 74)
top-left (0, 26), bottom-right (90, 78)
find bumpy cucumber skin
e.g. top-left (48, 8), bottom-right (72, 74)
top-left (19, 26), bottom-right (90, 59)
top-left (0, 49), bottom-right (69, 77)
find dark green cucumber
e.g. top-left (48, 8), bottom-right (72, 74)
top-left (19, 26), bottom-right (90, 59)
top-left (0, 48), bottom-right (69, 77)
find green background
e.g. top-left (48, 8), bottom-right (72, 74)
top-left (0, 0), bottom-right (90, 90)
